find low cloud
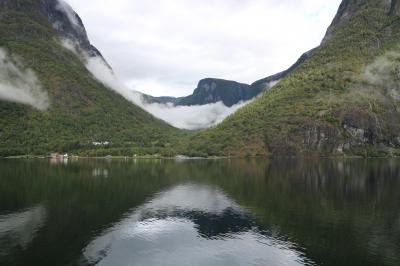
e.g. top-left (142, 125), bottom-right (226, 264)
top-left (61, 39), bottom-right (251, 129)
top-left (363, 51), bottom-right (400, 85)
top-left (86, 52), bottom-right (253, 130)
top-left (0, 48), bottom-right (49, 110)
top-left (140, 100), bottom-right (252, 130)
top-left (362, 51), bottom-right (400, 100)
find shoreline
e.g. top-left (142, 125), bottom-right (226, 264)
top-left (1, 154), bottom-right (399, 160)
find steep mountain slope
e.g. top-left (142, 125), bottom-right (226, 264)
top-left (0, 0), bottom-right (184, 156)
top-left (187, 0), bottom-right (400, 157)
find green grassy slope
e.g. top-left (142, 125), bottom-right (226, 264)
top-left (0, 0), bottom-right (185, 157)
top-left (187, 0), bottom-right (400, 157)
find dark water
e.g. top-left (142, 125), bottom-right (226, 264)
top-left (0, 159), bottom-right (399, 266)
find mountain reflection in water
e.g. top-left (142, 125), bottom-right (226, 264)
top-left (0, 159), bottom-right (399, 266)
top-left (82, 183), bottom-right (311, 266)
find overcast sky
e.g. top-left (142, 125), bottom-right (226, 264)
top-left (65, 0), bottom-right (341, 97)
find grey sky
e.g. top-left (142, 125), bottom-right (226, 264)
top-left (65, 0), bottom-right (342, 97)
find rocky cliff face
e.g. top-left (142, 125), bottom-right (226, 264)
top-left (178, 78), bottom-right (251, 107)
top-left (390, 0), bottom-right (400, 15)
top-left (1, 0), bottom-right (106, 62)
top-left (146, 78), bottom-right (252, 107)
top-left (44, 0), bottom-right (102, 57)
top-left (0, 0), bottom-right (98, 55)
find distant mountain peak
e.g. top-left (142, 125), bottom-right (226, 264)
top-left (143, 78), bottom-right (252, 107)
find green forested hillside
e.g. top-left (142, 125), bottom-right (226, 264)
top-left (0, 0), bottom-right (185, 157)
top-left (186, 0), bottom-right (400, 157)
top-left (3, 0), bottom-right (400, 158)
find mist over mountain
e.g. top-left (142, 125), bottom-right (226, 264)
top-left (0, 48), bottom-right (49, 110)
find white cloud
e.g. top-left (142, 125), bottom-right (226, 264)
top-left (0, 48), bottom-right (49, 110)
top-left (362, 51), bottom-right (400, 87)
top-left (142, 100), bottom-right (252, 130)
top-left (361, 51), bottom-right (400, 101)
top-left (64, 0), bottom-right (342, 96)
top-left (62, 39), bottom-right (252, 130)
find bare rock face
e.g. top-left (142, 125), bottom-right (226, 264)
top-left (145, 78), bottom-right (253, 107)
top-left (390, 0), bottom-right (400, 15)
top-left (44, 0), bottom-right (102, 57)
top-left (0, 0), bottom-right (102, 57)
top-left (45, 1), bottom-right (88, 45)
top-left (178, 78), bottom-right (252, 107)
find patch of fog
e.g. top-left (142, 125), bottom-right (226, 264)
top-left (61, 39), bottom-right (254, 130)
top-left (0, 48), bottom-right (49, 110)
top-left (362, 51), bottom-right (400, 86)
top-left (268, 80), bottom-right (280, 89)
top-left (141, 100), bottom-right (252, 130)
top-left (362, 51), bottom-right (400, 100)
top-left (60, 38), bottom-right (79, 55)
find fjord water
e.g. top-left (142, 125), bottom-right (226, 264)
top-left (0, 159), bottom-right (399, 266)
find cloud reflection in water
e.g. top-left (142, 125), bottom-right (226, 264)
top-left (82, 183), bottom-right (313, 266)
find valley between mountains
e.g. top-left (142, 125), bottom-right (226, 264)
top-left (1, 0), bottom-right (400, 158)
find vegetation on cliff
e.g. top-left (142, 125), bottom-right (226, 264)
top-left (0, 0), bottom-right (186, 157)
top-left (186, 0), bottom-right (400, 157)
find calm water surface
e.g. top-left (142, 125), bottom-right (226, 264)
top-left (0, 158), bottom-right (399, 266)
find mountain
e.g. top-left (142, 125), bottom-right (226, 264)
top-left (144, 78), bottom-right (252, 107)
top-left (147, 50), bottom-right (314, 107)
top-left (186, 0), bottom-right (400, 157)
top-left (176, 78), bottom-right (252, 107)
top-left (0, 0), bottom-right (184, 157)
top-left (146, 78), bottom-right (252, 107)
